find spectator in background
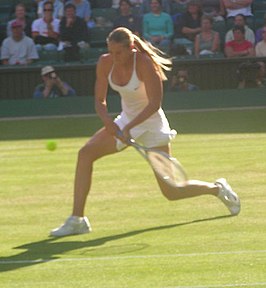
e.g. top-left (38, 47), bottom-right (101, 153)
top-left (180, 0), bottom-right (202, 41)
top-left (143, 0), bottom-right (173, 50)
top-left (194, 15), bottom-right (220, 57)
top-left (221, 0), bottom-right (254, 29)
top-left (32, 1), bottom-right (60, 51)
top-left (255, 14), bottom-right (266, 43)
top-left (170, 68), bottom-right (199, 92)
top-left (1, 20), bottom-right (39, 65)
top-left (37, 0), bottom-right (64, 19)
top-left (256, 61), bottom-right (266, 87)
top-left (59, 3), bottom-right (90, 61)
top-left (113, 0), bottom-right (142, 36)
top-left (140, 0), bottom-right (171, 14)
top-left (225, 14), bottom-right (255, 45)
top-left (237, 60), bottom-right (265, 88)
top-left (255, 25), bottom-right (266, 57)
top-left (66, 0), bottom-right (92, 24)
top-left (7, 3), bottom-right (32, 38)
top-left (33, 65), bottom-right (76, 98)
top-left (224, 25), bottom-right (254, 58)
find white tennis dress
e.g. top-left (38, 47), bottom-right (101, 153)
top-left (108, 51), bottom-right (176, 150)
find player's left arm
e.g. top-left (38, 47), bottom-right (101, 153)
top-left (122, 53), bottom-right (163, 137)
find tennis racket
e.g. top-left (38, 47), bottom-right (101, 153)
top-left (126, 137), bottom-right (188, 187)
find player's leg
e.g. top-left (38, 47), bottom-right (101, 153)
top-left (50, 128), bottom-right (121, 236)
top-left (152, 144), bottom-right (219, 201)
top-left (72, 127), bottom-right (120, 217)
top-left (152, 144), bottom-right (240, 216)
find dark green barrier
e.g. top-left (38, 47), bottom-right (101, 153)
top-left (1, 57), bottom-right (266, 100)
top-left (0, 89), bottom-right (265, 119)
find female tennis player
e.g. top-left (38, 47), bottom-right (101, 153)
top-left (51, 27), bottom-right (240, 237)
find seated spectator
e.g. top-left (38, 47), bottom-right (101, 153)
top-left (255, 14), bottom-right (266, 43)
top-left (66, 0), bottom-right (92, 24)
top-left (194, 15), bottom-right (220, 57)
top-left (32, 1), bottom-right (60, 51)
top-left (7, 3), bottom-right (32, 38)
top-left (221, 0), bottom-right (254, 29)
top-left (140, 0), bottom-right (171, 14)
top-left (59, 3), bottom-right (90, 61)
top-left (255, 26), bottom-right (266, 57)
top-left (170, 68), bottom-right (199, 92)
top-left (225, 14), bottom-right (255, 45)
top-left (224, 25), bottom-right (255, 58)
top-left (180, 0), bottom-right (202, 42)
top-left (1, 20), bottom-right (39, 65)
top-left (237, 60), bottom-right (266, 88)
top-left (37, 0), bottom-right (64, 19)
top-left (33, 65), bottom-right (76, 98)
top-left (113, 0), bottom-right (142, 36)
top-left (201, 0), bottom-right (225, 22)
top-left (143, 0), bottom-right (173, 50)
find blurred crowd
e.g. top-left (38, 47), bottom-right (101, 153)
top-left (0, 0), bottom-right (266, 89)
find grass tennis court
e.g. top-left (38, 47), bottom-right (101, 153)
top-left (0, 108), bottom-right (266, 287)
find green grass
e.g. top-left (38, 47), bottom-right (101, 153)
top-left (0, 108), bottom-right (266, 288)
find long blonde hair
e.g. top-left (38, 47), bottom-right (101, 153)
top-left (107, 27), bottom-right (172, 81)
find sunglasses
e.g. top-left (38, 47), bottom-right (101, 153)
top-left (44, 8), bottom-right (53, 11)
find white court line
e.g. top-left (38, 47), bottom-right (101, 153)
top-left (0, 249), bottom-right (266, 265)
top-left (1, 106), bottom-right (266, 121)
top-left (164, 283), bottom-right (266, 288)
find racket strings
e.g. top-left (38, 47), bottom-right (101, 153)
top-left (147, 151), bottom-right (186, 186)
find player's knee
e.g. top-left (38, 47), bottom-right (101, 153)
top-left (161, 186), bottom-right (187, 201)
top-left (163, 192), bottom-right (177, 201)
top-left (78, 144), bottom-right (98, 162)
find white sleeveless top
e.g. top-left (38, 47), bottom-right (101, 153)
top-left (108, 51), bottom-right (165, 123)
top-left (108, 51), bottom-right (176, 147)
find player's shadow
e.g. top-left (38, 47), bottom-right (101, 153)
top-left (0, 215), bottom-right (231, 273)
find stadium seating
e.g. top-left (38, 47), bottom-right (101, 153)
top-left (89, 26), bottom-right (113, 47)
top-left (91, 8), bottom-right (118, 23)
top-left (0, 4), bottom-right (12, 24)
top-left (37, 49), bottom-right (64, 65)
top-left (81, 47), bottom-right (108, 63)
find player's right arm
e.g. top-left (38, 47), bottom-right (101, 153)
top-left (94, 54), bottom-right (120, 136)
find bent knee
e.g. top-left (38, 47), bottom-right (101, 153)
top-left (161, 186), bottom-right (187, 201)
top-left (78, 143), bottom-right (99, 162)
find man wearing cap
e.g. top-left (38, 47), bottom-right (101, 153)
top-left (1, 20), bottom-right (39, 65)
top-left (33, 65), bottom-right (76, 98)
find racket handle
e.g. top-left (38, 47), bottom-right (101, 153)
top-left (116, 130), bottom-right (135, 146)
top-left (116, 130), bottom-right (123, 138)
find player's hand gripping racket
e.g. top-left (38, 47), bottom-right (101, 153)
top-left (118, 132), bottom-right (188, 187)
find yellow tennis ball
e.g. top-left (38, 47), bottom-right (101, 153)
top-left (46, 140), bottom-right (57, 151)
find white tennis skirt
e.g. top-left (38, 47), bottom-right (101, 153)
top-left (114, 109), bottom-right (177, 150)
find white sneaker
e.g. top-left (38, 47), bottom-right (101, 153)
top-left (215, 178), bottom-right (241, 216)
top-left (50, 216), bottom-right (92, 237)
